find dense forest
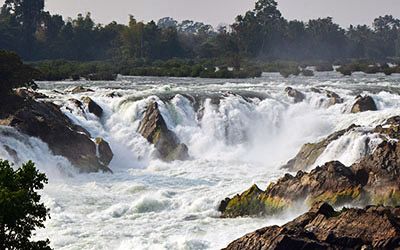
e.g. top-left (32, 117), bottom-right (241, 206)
top-left (1, 0), bottom-right (400, 79)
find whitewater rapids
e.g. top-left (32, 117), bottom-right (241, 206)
top-left (2, 72), bottom-right (400, 249)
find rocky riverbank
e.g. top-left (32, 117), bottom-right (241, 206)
top-left (219, 116), bottom-right (400, 218)
top-left (224, 202), bottom-right (400, 249)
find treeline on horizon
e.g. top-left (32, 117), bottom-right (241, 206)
top-left (1, 0), bottom-right (400, 79)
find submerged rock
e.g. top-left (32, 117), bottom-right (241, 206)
top-left (0, 98), bottom-right (112, 173)
top-left (219, 137), bottom-right (400, 217)
top-left (82, 96), bottom-right (103, 118)
top-left (138, 101), bottom-right (189, 162)
top-left (285, 87), bottom-right (305, 103)
top-left (282, 124), bottom-right (359, 172)
top-left (224, 203), bottom-right (400, 250)
top-left (351, 95), bottom-right (377, 113)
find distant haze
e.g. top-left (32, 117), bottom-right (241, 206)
top-left (44, 0), bottom-right (400, 28)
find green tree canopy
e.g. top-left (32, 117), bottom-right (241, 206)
top-left (0, 50), bottom-right (39, 96)
top-left (0, 160), bottom-right (51, 250)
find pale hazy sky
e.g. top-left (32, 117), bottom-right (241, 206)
top-left (44, 0), bottom-right (400, 28)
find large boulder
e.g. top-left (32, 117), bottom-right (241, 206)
top-left (95, 137), bottom-right (113, 166)
top-left (138, 101), bottom-right (189, 162)
top-left (220, 161), bottom-right (362, 217)
top-left (351, 95), bottom-right (377, 113)
top-left (224, 203), bottom-right (400, 250)
top-left (285, 87), bottom-right (305, 103)
top-left (0, 99), bottom-right (112, 173)
top-left (282, 124), bottom-right (359, 172)
top-left (219, 138), bottom-right (400, 217)
top-left (81, 96), bottom-right (103, 118)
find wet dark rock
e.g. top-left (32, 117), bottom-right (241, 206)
top-left (15, 88), bottom-right (48, 99)
top-left (70, 86), bottom-right (94, 94)
top-left (138, 101), bottom-right (189, 162)
top-left (95, 137), bottom-right (114, 167)
top-left (285, 87), bottom-right (305, 103)
top-left (81, 96), bottom-right (103, 118)
top-left (106, 92), bottom-right (122, 98)
top-left (3, 145), bottom-right (19, 163)
top-left (282, 124), bottom-right (359, 172)
top-left (224, 203), bottom-right (400, 250)
top-left (0, 99), bottom-right (111, 173)
top-left (220, 137), bottom-right (400, 217)
top-left (351, 95), bottom-right (377, 113)
top-left (325, 90), bottom-right (343, 105)
top-left (220, 161), bottom-right (362, 217)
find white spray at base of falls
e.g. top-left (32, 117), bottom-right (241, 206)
top-left (2, 73), bottom-right (400, 249)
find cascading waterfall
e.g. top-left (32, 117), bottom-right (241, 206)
top-left (2, 74), bottom-right (400, 249)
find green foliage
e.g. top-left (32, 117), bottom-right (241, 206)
top-left (0, 160), bottom-right (51, 250)
top-left (1, 0), bottom-right (400, 70)
top-left (0, 50), bottom-right (39, 95)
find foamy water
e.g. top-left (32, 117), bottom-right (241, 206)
top-left (2, 72), bottom-right (400, 249)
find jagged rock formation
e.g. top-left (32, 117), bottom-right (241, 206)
top-left (283, 116), bottom-right (400, 172)
top-left (95, 137), bottom-right (113, 166)
top-left (351, 95), bottom-right (377, 113)
top-left (285, 87), bottom-right (305, 103)
top-left (219, 139), bottom-right (400, 217)
top-left (224, 203), bottom-right (400, 250)
top-left (282, 124), bottom-right (359, 172)
top-left (0, 98), bottom-right (112, 173)
top-left (311, 88), bottom-right (343, 106)
top-left (138, 101), bottom-right (189, 162)
top-left (82, 96), bottom-right (103, 118)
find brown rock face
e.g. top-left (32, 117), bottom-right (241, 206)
top-left (351, 95), bottom-right (377, 113)
top-left (95, 137), bottom-right (114, 167)
top-left (285, 87), bottom-right (305, 103)
top-left (220, 138), bottom-right (400, 217)
top-left (224, 203), bottom-right (400, 250)
top-left (282, 124), bottom-right (359, 172)
top-left (138, 101), bottom-right (189, 162)
top-left (70, 86), bottom-right (94, 94)
top-left (0, 99), bottom-right (112, 173)
top-left (82, 96), bottom-right (103, 118)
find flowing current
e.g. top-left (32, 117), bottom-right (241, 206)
top-left (2, 72), bottom-right (400, 249)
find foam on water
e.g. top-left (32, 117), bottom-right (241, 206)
top-left (2, 73), bottom-right (400, 249)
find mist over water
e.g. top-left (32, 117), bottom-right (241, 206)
top-left (2, 72), bottom-right (400, 249)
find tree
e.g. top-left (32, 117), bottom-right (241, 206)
top-left (2, 0), bottom-right (45, 58)
top-left (0, 50), bottom-right (39, 97)
top-left (0, 160), bottom-right (51, 250)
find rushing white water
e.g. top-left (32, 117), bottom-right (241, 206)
top-left (2, 72), bottom-right (400, 249)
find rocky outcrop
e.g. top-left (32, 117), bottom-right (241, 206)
top-left (95, 137), bottom-right (113, 167)
top-left (224, 203), bottom-right (400, 250)
top-left (285, 87), bottom-right (305, 103)
top-left (325, 90), bottom-right (343, 105)
top-left (219, 138), bottom-right (400, 217)
top-left (282, 124), bottom-right (359, 172)
top-left (138, 101), bottom-right (189, 162)
top-left (70, 86), bottom-right (94, 94)
top-left (0, 98), bottom-right (112, 173)
top-left (351, 95), bottom-right (377, 113)
top-left (15, 88), bottom-right (48, 99)
top-left (82, 96), bottom-right (103, 118)
top-left (311, 88), bottom-right (343, 106)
